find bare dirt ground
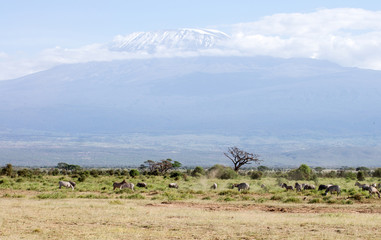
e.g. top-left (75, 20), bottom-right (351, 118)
top-left (1, 190), bottom-right (381, 239)
top-left (151, 200), bottom-right (381, 214)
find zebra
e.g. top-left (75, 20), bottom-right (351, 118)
top-left (281, 183), bottom-right (294, 191)
top-left (294, 182), bottom-right (302, 192)
top-left (355, 182), bottom-right (370, 191)
top-left (233, 183), bottom-right (250, 191)
top-left (120, 182), bottom-right (134, 191)
top-left (318, 184), bottom-right (331, 191)
top-left (210, 183), bottom-right (217, 189)
top-left (137, 182), bottom-right (148, 188)
top-left (369, 186), bottom-right (380, 198)
top-left (324, 185), bottom-right (341, 196)
top-left (169, 183), bottom-right (179, 189)
top-left (113, 179), bottom-right (126, 190)
top-left (303, 184), bottom-right (316, 190)
top-left (58, 181), bottom-right (76, 190)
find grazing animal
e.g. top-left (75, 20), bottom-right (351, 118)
top-left (113, 179), bottom-right (127, 190)
top-left (169, 183), bottom-right (179, 189)
top-left (120, 182), bottom-right (134, 191)
top-left (355, 182), bottom-right (370, 191)
top-left (294, 182), bottom-right (302, 192)
top-left (369, 186), bottom-right (381, 198)
top-left (58, 181), bottom-right (76, 190)
top-left (137, 182), bottom-right (147, 188)
top-left (324, 185), bottom-right (341, 196)
top-left (233, 183), bottom-right (250, 191)
top-left (370, 183), bottom-right (377, 188)
top-left (303, 184), bottom-right (316, 190)
top-left (211, 183), bottom-right (217, 189)
top-left (318, 184), bottom-right (331, 191)
top-left (281, 183), bottom-right (294, 191)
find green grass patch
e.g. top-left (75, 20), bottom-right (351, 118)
top-left (283, 197), bottom-right (301, 203)
top-left (36, 192), bottom-right (68, 199)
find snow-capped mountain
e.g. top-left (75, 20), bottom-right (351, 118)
top-left (108, 28), bottom-right (230, 52)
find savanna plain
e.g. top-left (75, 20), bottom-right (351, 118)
top-left (1, 171), bottom-right (381, 240)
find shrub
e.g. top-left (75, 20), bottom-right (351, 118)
top-left (129, 169), bottom-right (140, 178)
top-left (191, 166), bottom-right (205, 177)
top-left (373, 168), bottom-right (381, 178)
top-left (287, 164), bottom-right (313, 180)
top-left (357, 171), bottom-right (365, 181)
top-left (207, 165), bottom-right (237, 179)
top-left (89, 169), bottom-right (100, 177)
top-left (250, 171), bottom-right (263, 180)
top-left (170, 171), bottom-right (182, 179)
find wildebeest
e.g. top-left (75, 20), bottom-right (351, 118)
top-left (233, 183), bottom-right (250, 191)
top-left (369, 186), bottom-right (380, 198)
top-left (355, 182), bottom-right (370, 191)
top-left (324, 185), bottom-right (341, 196)
top-left (303, 184), bottom-right (315, 190)
top-left (137, 182), bottom-right (147, 188)
top-left (318, 184), bottom-right (331, 191)
top-left (211, 183), bottom-right (217, 189)
top-left (58, 181), bottom-right (76, 190)
top-left (294, 182), bottom-right (302, 192)
top-left (120, 182), bottom-right (134, 191)
top-left (113, 179), bottom-right (126, 190)
top-left (169, 183), bottom-right (179, 189)
top-left (281, 183), bottom-right (293, 191)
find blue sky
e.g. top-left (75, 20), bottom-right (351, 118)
top-left (1, 0), bottom-right (381, 80)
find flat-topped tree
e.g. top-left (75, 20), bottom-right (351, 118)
top-left (224, 146), bottom-right (262, 172)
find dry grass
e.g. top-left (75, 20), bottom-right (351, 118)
top-left (1, 196), bottom-right (381, 240)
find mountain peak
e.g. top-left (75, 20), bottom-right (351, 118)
top-left (108, 28), bottom-right (230, 53)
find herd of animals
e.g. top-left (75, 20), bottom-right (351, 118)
top-left (57, 180), bottom-right (381, 198)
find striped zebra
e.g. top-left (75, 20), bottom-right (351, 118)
top-left (281, 183), bottom-right (293, 191)
top-left (369, 186), bottom-right (380, 198)
top-left (233, 183), bottom-right (250, 191)
top-left (324, 185), bottom-right (341, 196)
top-left (120, 182), bottom-right (134, 191)
top-left (355, 182), bottom-right (370, 191)
top-left (58, 181), bottom-right (76, 190)
top-left (113, 180), bottom-right (127, 190)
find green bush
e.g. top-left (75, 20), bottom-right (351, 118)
top-left (357, 171), bottom-right (365, 181)
top-left (207, 165), bottom-right (238, 179)
top-left (191, 166), bottom-right (205, 177)
top-left (129, 169), bottom-right (140, 178)
top-left (373, 168), bottom-right (381, 178)
top-left (250, 171), bottom-right (263, 180)
top-left (170, 171), bottom-right (182, 179)
top-left (287, 164), bottom-right (313, 180)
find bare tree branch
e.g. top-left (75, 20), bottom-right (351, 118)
top-left (224, 146), bottom-right (262, 172)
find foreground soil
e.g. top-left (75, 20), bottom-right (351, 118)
top-left (1, 191), bottom-right (380, 239)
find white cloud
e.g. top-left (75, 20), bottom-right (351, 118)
top-left (227, 8), bottom-right (381, 69)
top-left (2, 8), bottom-right (381, 81)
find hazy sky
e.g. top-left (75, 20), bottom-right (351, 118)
top-left (1, 0), bottom-right (381, 80)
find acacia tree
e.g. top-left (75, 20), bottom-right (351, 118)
top-left (224, 146), bottom-right (261, 172)
top-left (143, 159), bottom-right (182, 175)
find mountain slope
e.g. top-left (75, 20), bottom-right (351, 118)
top-left (0, 56), bottom-right (380, 166)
